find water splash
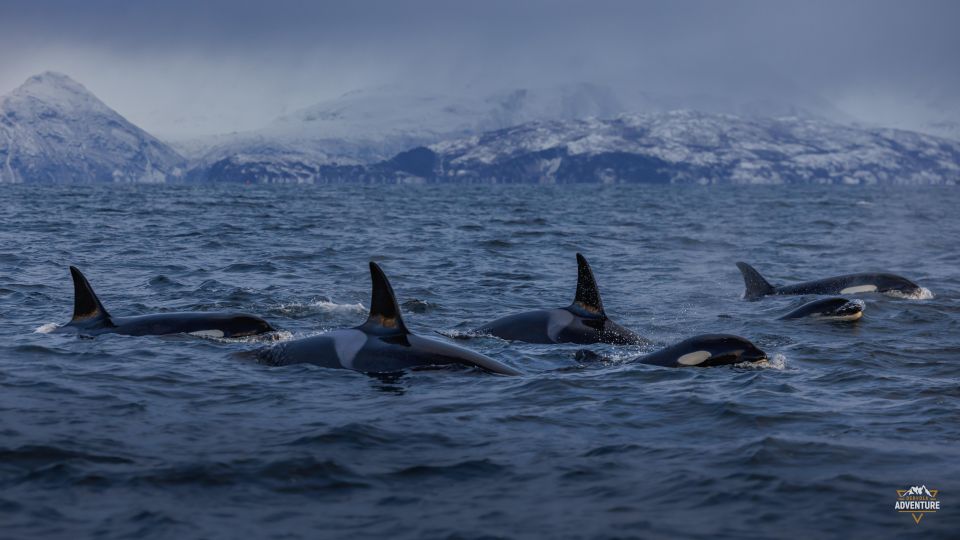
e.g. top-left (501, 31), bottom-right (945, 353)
top-left (274, 299), bottom-right (367, 316)
top-left (735, 352), bottom-right (787, 370)
top-left (204, 330), bottom-right (295, 344)
top-left (885, 287), bottom-right (935, 300)
top-left (436, 329), bottom-right (489, 340)
top-left (33, 322), bottom-right (60, 334)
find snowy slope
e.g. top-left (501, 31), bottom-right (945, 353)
top-left (0, 72), bottom-right (185, 183)
top-left (185, 83), bottom-right (626, 169)
top-left (425, 111), bottom-right (960, 184)
top-left (195, 110), bottom-right (960, 184)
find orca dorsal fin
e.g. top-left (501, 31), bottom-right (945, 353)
top-left (736, 262), bottom-right (776, 300)
top-left (570, 253), bottom-right (606, 317)
top-left (69, 266), bottom-right (112, 324)
top-left (361, 262), bottom-right (409, 335)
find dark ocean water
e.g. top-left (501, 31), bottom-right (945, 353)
top-left (1, 184), bottom-right (958, 539)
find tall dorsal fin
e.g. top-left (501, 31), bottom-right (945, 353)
top-left (736, 262), bottom-right (776, 301)
top-left (361, 262), bottom-right (409, 334)
top-left (570, 253), bottom-right (606, 317)
top-left (69, 266), bottom-right (112, 324)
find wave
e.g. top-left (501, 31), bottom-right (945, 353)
top-left (273, 298), bottom-right (366, 317)
top-left (435, 328), bottom-right (488, 340)
top-left (735, 352), bottom-right (787, 370)
top-left (0, 445), bottom-right (133, 466)
top-left (400, 299), bottom-right (435, 313)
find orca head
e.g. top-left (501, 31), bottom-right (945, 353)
top-left (875, 274), bottom-right (923, 296)
top-left (675, 334), bottom-right (768, 367)
top-left (221, 315), bottom-right (275, 338)
top-left (813, 298), bottom-right (864, 320)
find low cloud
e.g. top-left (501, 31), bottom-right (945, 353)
top-left (2, 0), bottom-right (957, 138)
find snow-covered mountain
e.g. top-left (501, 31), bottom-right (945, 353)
top-left (0, 72), bottom-right (185, 183)
top-left (183, 83), bottom-right (627, 169)
top-left (194, 110), bottom-right (960, 184)
top-left (3, 72), bottom-right (957, 185)
top-left (425, 111), bottom-right (960, 184)
top-left (179, 77), bottom-right (854, 167)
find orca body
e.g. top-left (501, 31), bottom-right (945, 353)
top-left (779, 297), bottom-right (864, 321)
top-left (258, 262), bottom-right (520, 375)
top-left (60, 266), bottom-right (275, 338)
top-left (736, 262), bottom-right (921, 301)
top-left (474, 253), bottom-right (644, 345)
top-left (638, 334), bottom-right (768, 368)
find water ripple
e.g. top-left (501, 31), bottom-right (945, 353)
top-left (1, 184), bottom-right (958, 538)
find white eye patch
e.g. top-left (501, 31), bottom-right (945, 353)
top-left (677, 350), bottom-right (712, 366)
top-left (823, 312), bottom-right (864, 321)
top-left (190, 329), bottom-right (225, 338)
top-left (840, 284), bottom-right (877, 294)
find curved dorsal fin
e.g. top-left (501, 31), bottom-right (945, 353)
top-left (69, 266), bottom-right (112, 324)
top-left (360, 262), bottom-right (409, 335)
top-left (570, 253), bottom-right (606, 317)
top-left (736, 262), bottom-right (776, 301)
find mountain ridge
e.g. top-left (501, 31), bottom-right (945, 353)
top-left (2, 72), bottom-right (958, 185)
top-left (0, 72), bottom-right (185, 183)
top-left (191, 110), bottom-right (960, 185)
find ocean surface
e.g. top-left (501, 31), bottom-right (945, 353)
top-left (1, 184), bottom-right (958, 539)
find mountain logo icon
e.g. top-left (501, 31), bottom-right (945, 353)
top-left (894, 485), bottom-right (941, 524)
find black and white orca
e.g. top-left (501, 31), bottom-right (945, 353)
top-left (59, 266), bottom-right (275, 338)
top-left (736, 262), bottom-right (922, 301)
top-left (258, 262), bottom-right (520, 375)
top-left (474, 253), bottom-right (644, 345)
top-left (637, 334), bottom-right (768, 368)
top-left (779, 297), bottom-right (865, 321)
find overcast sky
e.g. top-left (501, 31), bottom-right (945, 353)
top-left (2, 0), bottom-right (957, 139)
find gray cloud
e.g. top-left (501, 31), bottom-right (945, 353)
top-left (2, 0), bottom-right (957, 139)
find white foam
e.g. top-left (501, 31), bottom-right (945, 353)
top-left (205, 330), bottom-right (294, 344)
top-left (34, 322), bottom-right (60, 334)
top-left (274, 299), bottom-right (367, 316)
top-left (735, 353), bottom-right (786, 370)
top-left (272, 330), bottom-right (295, 342)
top-left (438, 329), bottom-right (488, 339)
top-left (310, 300), bottom-right (366, 313)
top-left (885, 287), bottom-right (934, 300)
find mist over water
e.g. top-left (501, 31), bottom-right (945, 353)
top-left (1, 184), bottom-right (958, 537)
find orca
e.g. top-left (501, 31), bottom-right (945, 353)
top-left (736, 262), bottom-right (922, 301)
top-left (474, 253), bottom-right (644, 345)
top-left (59, 266), bottom-right (275, 338)
top-left (638, 334), bottom-right (768, 368)
top-left (779, 297), bottom-right (865, 321)
top-left (258, 262), bottom-right (520, 375)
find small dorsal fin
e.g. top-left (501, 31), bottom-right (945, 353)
top-left (570, 253), bottom-right (606, 317)
top-left (69, 266), bottom-right (112, 324)
top-left (360, 262), bottom-right (409, 334)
